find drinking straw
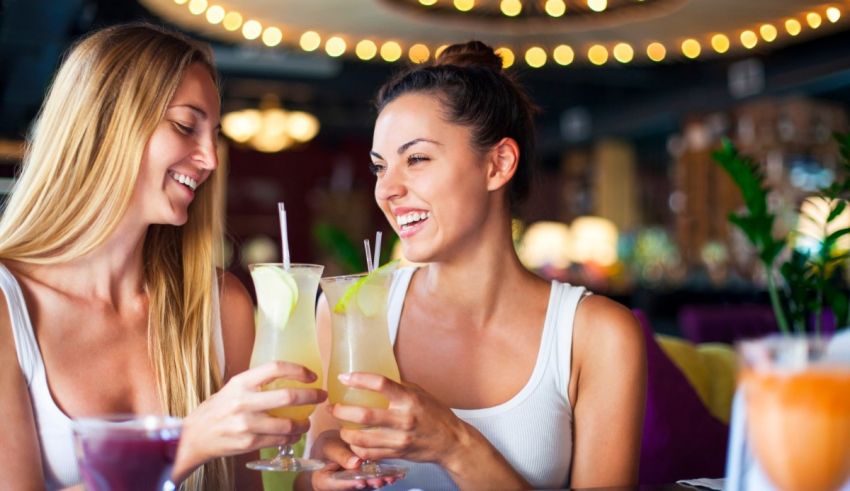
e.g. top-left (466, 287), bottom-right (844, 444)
top-left (364, 239), bottom-right (374, 272)
top-left (278, 202), bottom-right (291, 270)
top-left (373, 231), bottom-right (382, 269)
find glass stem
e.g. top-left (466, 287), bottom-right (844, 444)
top-left (275, 444), bottom-right (295, 463)
top-left (361, 459), bottom-right (381, 474)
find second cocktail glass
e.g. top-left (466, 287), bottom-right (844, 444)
top-left (246, 263), bottom-right (325, 472)
top-left (321, 262), bottom-right (407, 481)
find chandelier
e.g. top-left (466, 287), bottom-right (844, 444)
top-left (221, 94), bottom-right (320, 153)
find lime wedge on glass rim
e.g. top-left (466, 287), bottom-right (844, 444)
top-left (333, 260), bottom-right (399, 316)
top-left (251, 266), bottom-right (298, 330)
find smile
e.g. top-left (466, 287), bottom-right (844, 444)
top-left (169, 171), bottom-right (198, 191)
top-left (396, 211), bottom-right (430, 231)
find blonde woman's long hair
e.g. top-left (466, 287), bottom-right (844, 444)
top-left (0, 24), bottom-right (230, 490)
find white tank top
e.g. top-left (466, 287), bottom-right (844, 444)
top-left (0, 263), bottom-right (225, 490)
top-left (382, 267), bottom-right (586, 491)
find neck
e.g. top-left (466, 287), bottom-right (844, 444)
top-left (419, 210), bottom-right (540, 326)
top-left (25, 214), bottom-right (149, 305)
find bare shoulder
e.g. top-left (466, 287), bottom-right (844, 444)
top-left (573, 295), bottom-right (645, 368)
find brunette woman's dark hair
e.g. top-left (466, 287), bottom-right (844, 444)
top-left (375, 40), bottom-right (538, 210)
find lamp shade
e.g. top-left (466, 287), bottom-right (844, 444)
top-left (518, 221), bottom-right (572, 270)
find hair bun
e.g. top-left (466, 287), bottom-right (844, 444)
top-left (434, 40), bottom-right (503, 72)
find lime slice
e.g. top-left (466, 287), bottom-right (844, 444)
top-left (251, 266), bottom-right (298, 330)
top-left (333, 260), bottom-right (399, 315)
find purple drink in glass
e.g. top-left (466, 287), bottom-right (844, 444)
top-left (72, 415), bottom-right (181, 491)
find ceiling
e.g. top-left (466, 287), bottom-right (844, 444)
top-left (2, 0), bottom-right (850, 161)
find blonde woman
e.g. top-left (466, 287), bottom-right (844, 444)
top-left (0, 24), bottom-right (325, 490)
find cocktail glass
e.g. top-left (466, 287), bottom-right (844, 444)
top-left (246, 263), bottom-right (325, 472)
top-left (71, 414), bottom-right (181, 491)
top-left (321, 263), bottom-right (407, 481)
top-left (738, 334), bottom-right (850, 491)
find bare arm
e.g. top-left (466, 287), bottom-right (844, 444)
top-left (173, 273), bottom-right (326, 488)
top-left (218, 272), bottom-right (264, 490)
top-left (569, 296), bottom-right (647, 488)
top-left (0, 289), bottom-right (47, 491)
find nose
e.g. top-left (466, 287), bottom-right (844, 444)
top-left (192, 135), bottom-right (219, 172)
top-left (375, 163), bottom-right (406, 203)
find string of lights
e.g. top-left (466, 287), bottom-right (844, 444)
top-left (173, 0), bottom-right (845, 67)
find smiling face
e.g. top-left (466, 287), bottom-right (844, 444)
top-left (372, 92), bottom-right (498, 263)
top-left (130, 63), bottom-right (221, 227)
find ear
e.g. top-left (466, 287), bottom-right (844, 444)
top-left (486, 137), bottom-right (519, 192)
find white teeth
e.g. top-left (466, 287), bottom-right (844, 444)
top-left (396, 211), bottom-right (430, 226)
top-left (170, 171), bottom-right (198, 191)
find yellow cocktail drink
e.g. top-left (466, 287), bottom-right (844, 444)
top-left (249, 263), bottom-right (324, 421)
top-left (321, 263), bottom-right (401, 429)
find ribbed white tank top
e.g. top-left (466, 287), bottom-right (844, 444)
top-left (381, 266), bottom-right (586, 491)
top-left (0, 263), bottom-right (224, 490)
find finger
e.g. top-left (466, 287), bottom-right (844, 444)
top-left (312, 470), bottom-right (369, 491)
top-left (337, 373), bottom-right (406, 400)
top-left (349, 445), bottom-right (401, 463)
top-left (245, 387), bottom-right (327, 412)
top-left (340, 427), bottom-right (410, 450)
top-left (243, 413), bottom-right (311, 437)
top-left (331, 404), bottom-right (411, 430)
top-left (320, 434), bottom-right (364, 469)
top-left (234, 361), bottom-right (318, 388)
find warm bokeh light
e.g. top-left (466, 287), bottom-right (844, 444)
top-left (188, 0), bottom-right (207, 15)
top-left (553, 45), bottom-right (574, 65)
top-left (435, 44), bottom-right (449, 59)
top-left (418, 0), bottom-right (437, 5)
top-left (409, 43), bottom-right (430, 63)
top-left (495, 47), bottom-right (515, 68)
top-left (380, 41), bottom-right (403, 62)
top-left (261, 27), bottom-right (282, 47)
top-left (500, 0), bottom-right (522, 17)
top-left (222, 11), bottom-right (243, 31)
top-left (222, 109), bottom-right (261, 143)
top-left (587, 44), bottom-right (609, 65)
top-left (518, 222), bottom-right (573, 270)
top-left (570, 216), bottom-right (619, 267)
top-left (454, 0), bottom-right (474, 11)
top-left (711, 34), bottom-right (730, 53)
top-left (759, 23), bottom-right (778, 42)
top-left (785, 18), bottom-right (802, 36)
top-left (545, 0), bottom-right (566, 17)
top-left (681, 38), bottom-right (701, 59)
top-left (587, 0), bottom-right (607, 13)
top-left (613, 42), bottom-right (634, 63)
top-left (174, 0), bottom-right (188, 4)
top-left (646, 42), bottom-right (666, 61)
top-left (205, 5), bottom-right (224, 24)
top-left (525, 47), bottom-right (547, 68)
top-left (827, 7), bottom-right (841, 23)
top-left (740, 30), bottom-right (758, 49)
top-left (242, 20), bottom-right (262, 40)
top-left (325, 36), bottom-right (346, 57)
top-left (299, 31), bottom-right (321, 51)
top-left (807, 12), bottom-right (823, 29)
top-left (355, 40), bottom-right (378, 60)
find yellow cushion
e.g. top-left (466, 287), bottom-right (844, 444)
top-left (655, 335), bottom-right (737, 423)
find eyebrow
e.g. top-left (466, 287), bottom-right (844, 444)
top-left (370, 138), bottom-right (441, 160)
top-left (168, 104), bottom-right (222, 130)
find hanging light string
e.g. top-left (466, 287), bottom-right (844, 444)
top-left (173, 0), bottom-right (845, 67)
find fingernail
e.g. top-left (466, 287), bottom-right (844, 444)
top-left (355, 484), bottom-right (366, 490)
top-left (338, 373), bottom-right (351, 383)
top-left (347, 456), bottom-right (361, 468)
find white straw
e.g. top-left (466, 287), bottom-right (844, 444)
top-left (373, 231), bottom-right (382, 269)
top-left (278, 202), bottom-right (291, 270)
top-left (364, 239), bottom-right (374, 272)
